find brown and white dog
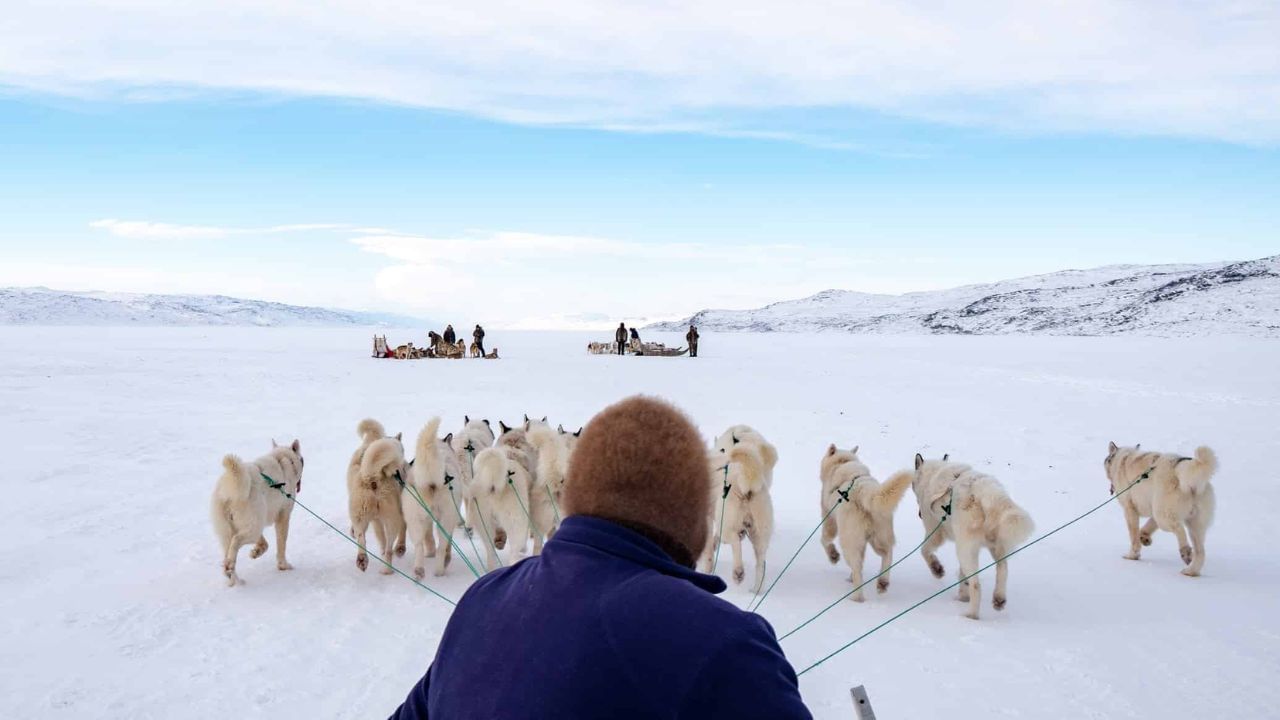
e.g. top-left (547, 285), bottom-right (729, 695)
top-left (909, 454), bottom-right (1034, 619)
top-left (346, 418), bottom-right (408, 575)
top-left (1104, 442), bottom-right (1217, 576)
top-left (210, 439), bottom-right (304, 586)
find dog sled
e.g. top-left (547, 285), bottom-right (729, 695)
top-left (373, 334), bottom-right (497, 359)
top-left (635, 342), bottom-right (688, 357)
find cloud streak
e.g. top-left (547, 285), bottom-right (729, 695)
top-left (90, 219), bottom-right (347, 240)
top-left (3, 1), bottom-right (1278, 143)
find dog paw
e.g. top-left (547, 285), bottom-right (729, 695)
top-left (877, 577), bottom-right (890, 593)
top-left (1139, 533), bottom-right (1152, 547)
top-left (929, 559), bottom-right (945, 578)
top-left (379, 564), bottom-right (394, 575)
top-left (463, 525), bottom-right (474, 538)
top-left (395, 543), bottom-right (407, 557)
top-left (426, 549), bottom-right (437, 559)
top-left (732, 567), bottom-right (745, 584)
top-left (413, 566), bottom-right (425, 580)
top-left (1123, 552), bottom-right (1140, 561)
top-left (433, 567), bottom-right (446, 578)
top-left (249, 540), bottom-right (268, 559)
top-left (850, 593), bottom-right (865, 603)
top-left (825, 545), bottom-right (840, 564)
top-left (277, 560), bottom-right (293, 571)
top-left (965, 611), bottom-right (980, 621)
top-left (993, 595), bottom-right (1006, 611)
top-left (1180, 546), bottom-right (1193, 565)
top-left (494, 530), bottom-right (507, 550)
top-left (356, 554), bottom-right (368, 572)
top-left (1181, 567), bottom-right (1200, 577)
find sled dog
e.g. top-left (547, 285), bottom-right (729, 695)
top-left (819, 445), bottom-right (912, 601)
top-left (470, 444), bottom-right (533, 568)
top-left (1104, 442), bottom-right (1217, 576)
top-left (346, 419), bottom-right (408, 575)
top-left (210, 439), bottom-right (303, 586)
top-left (406, 417), bottom-right (466, 577)
top-left (909, 454), bottom-right (1034, 619)
top-left (526, 424), bottom-right (581, 544)
top-left (469, 341), bottom-right (481, 358)
top-left (702, 432), bottom-right (775, 592)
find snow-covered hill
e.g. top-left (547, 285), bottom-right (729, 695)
top-left (650, 255), bottom-right (1280, 337)
top-left (0, 287), bottom-right (425, 327)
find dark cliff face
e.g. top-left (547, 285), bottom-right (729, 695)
top-left (647, 255), bottom-right (1280, 337)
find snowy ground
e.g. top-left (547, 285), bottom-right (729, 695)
top-left (3, 327), bottom-right (1278, 719)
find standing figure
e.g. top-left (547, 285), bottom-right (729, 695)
top-left (686, 324), bottom-right (699, 357)
top-left (473, 324), bottom-right (486, 358)
top-left (443, 324), bottom-right (456, 345)
top-left (615, 323), bottom-right (627, 355)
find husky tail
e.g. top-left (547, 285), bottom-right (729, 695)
top-left (727, 444), bottom-right (768, 496)
top-left (415, 417), bottom-right (443, 464)
top-left (216, 454), bottom-right (252, 500)
top-left (360, 438), bottom-right (404, 486)
top-left (357, 418), bottom-right (386, 445)
top-left (472, 447), bottom-right (509, 495)
top-left (1175, 446), bottom-right (1218, 494)
top-left (874, 470), bottom-right (914, 515)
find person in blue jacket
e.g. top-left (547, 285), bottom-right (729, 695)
top-left (389, 395), bottom-right (812, 719)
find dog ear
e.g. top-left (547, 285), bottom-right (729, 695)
top-left (524, 413), bottom-right (530, 423)
top-left (574, 427), bottom-right (582, 437)
top-left (826, 444), bottom-right (837, 456)
top-left (291, 439), bottom-right (301, 453)
top-left (1136, 443), bottom-right (1142, 450)
top-left (557, 423), bottom-right (566, 434)
top-left (942, 453), bottom-right (949, 461)
top-left (271, 439), bottom-right (278, 448)
top-left (1108, 441), bottom-right (1117, 453)
top-left (395, 432), bottom-right (403, 441)
top-left (915, 453), bottom-right (925, 470)
top-left (443, 432), bottom-right (453, 445)
top-left (851, 445), bottom-right (859, 455)
top-left (542, 416), bottom-right (547, 423)
top-left (465, 415), bottom-right (470, 423)
top-left (499, 421), bottom-right (511, 434)
top-left (482, 418), bottom-right (490, 426)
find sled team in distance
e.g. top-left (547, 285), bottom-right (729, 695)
top-left (373, 323), bottom-right (497, 360)
top-left (210, 402), bottom-right (1221, 623)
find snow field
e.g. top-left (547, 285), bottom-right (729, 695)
top-left (3, 327), bottom-right (1278, 719)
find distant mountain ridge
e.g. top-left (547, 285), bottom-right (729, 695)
top-left (0, 287), bottom-right (426, 327)
top-left (648, 255), bottom-right (1280, 337)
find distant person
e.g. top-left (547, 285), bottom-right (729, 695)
top-left (615, 323), bottom-right (627, 355)
top-left (629, 327), bottom-right (641, 345)
top-left (387, 396), bottom-right (812, 719)
top-left (686, 324), bottom-right (700, 358)
top-left (473, 324), bottom-right (486, 357)
top-left (443, 324), bottom-right (456, 345)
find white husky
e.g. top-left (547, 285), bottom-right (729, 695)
top-left (346, 419), bottom-right (407, 575)
top-left (405, 418), bottom-right (466, 578)
top-left (1104, 443), bottom-right (1217, 576)
top-left (470, 445), bottom-right (533, 569)
top-left (526, 425), bottom-right (580, 545)
top-left (910, 454), bottom-right (1035, 619)
top-left (450, 416), bottom-right (495, 532)
top-left (209, 439), bottom-right (303, 586)
top-left (702, 433), bottom-right (775, 592)
top-left (818, 445), bottom-right (912, 601)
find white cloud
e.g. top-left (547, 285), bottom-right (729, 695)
top-left (350, 230), bottom-right (953, 328)
top-left (89, 219), bottom-right (347, 240)
top-left (2, 1), bottom-right (1278, 143)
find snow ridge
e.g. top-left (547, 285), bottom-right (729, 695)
top-left (0, 287), bottom-right (426, 327)
top-left (649, 255), bottom-right (1280, 337)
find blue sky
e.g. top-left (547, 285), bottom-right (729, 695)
top-left (1, 2), bottom-right (1277, 327)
